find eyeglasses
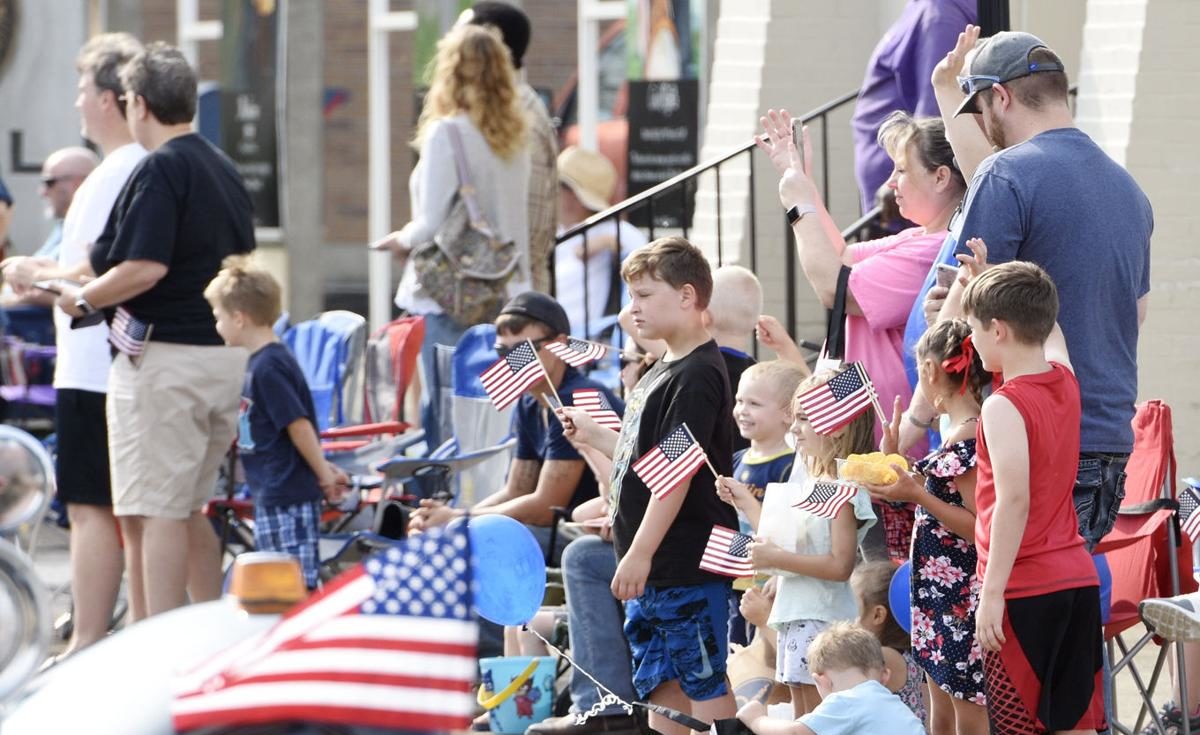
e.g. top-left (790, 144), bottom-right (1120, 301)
top-left (957, 61), bottom-right (1065, 96)
top-left (493, 337), bottom-right (552, 359)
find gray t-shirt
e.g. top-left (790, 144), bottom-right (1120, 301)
top-left (955, 128), bottom-right (1152, 453)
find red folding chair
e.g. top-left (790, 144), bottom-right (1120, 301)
top-left (1097, 400), bottom-right (1197, 734)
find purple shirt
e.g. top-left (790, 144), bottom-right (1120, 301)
top-left (851, 0), bottom-right (976, 214)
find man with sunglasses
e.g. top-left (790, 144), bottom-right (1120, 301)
top-left (409, 291), bottom-right (623, 562)
top-left (929, 29), bottom-right (1152, 558)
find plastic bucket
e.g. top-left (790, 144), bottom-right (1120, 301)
top-left (478, 656), bottom-right (556, 734)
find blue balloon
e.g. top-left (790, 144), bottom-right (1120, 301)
top-left (889, 560), bottom-right (913, 634)
top-left (462, 515), bottom-right (547, 625)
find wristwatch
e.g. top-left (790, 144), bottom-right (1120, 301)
top-left (786, 204), bottom-right (818, 226)
top-left (75, 296), bottom-right (98, 316)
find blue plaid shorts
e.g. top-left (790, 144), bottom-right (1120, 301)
top-left (254, 500), bottom-right (322, 588)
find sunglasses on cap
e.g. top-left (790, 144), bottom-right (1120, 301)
top-left (956, 61), bottom-right (1065, 96)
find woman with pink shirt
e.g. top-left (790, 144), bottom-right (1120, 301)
top-left (757, 108), bottom-right (967, 561)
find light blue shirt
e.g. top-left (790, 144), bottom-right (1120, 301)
top-left (798, 680), bottom-right (926, 735)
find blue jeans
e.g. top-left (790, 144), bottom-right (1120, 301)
top-left (562, 535), bottom-right (635, 714)
top-left (1074, 453), bottom-right (1129, 552)
top-left (417, 312), bottom-right (466, 449)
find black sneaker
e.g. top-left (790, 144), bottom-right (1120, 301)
top-left (1138, 702), bottom-right (1200, 735)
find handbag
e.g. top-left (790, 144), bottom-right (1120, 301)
top-left (815, 264), bottom-right (852, 372)
top-left (411, 121), bottom-right (519, 327)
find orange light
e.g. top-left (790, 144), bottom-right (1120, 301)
top-left (227, 552), bottom-right (308, 614)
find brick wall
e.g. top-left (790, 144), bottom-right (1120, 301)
top-left (1075, 0), bottom-right (1200, 472)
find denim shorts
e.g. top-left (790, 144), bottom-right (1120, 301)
top-left (1074, 453), bottom-right (1129, 552)
top-left (624, 582), bottom-right (731, 701)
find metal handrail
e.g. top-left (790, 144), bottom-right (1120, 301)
top-left (556, 88), bottom-right (863, 243)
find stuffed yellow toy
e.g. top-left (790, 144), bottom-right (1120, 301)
top-left (839, 452), bottom-right (910, 485)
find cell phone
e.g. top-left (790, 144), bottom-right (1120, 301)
top-left (791, 118), bottom-right (806, 172)
top-left (935, 263), bottom-right (959, 289)
top-left (32, 278), bottom-right (80, 295)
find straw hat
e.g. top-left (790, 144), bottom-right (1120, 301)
top-left (557, 145), bottom-right (616, 213)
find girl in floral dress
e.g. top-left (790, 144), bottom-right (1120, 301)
top-left (867, 319), bottom-right (992, 735)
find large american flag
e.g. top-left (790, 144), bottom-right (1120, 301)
top-left (545, 338), bottom-right (608, 368)
top-left (1180, 484), bottom-right (1200, 542)
top-left (631, 424), bottom-right (709, 500)
top-left (480, 340), bottom-right (547, 410)
top-left (109, 306), bottom-right (151, 357)
top-left (794, 479), bottom-right (859, 520)
top-left (171, 526), bottom-right (477, 732)
top-left (572, 389), bottom-right (623, 431)
top-left (796, 362), bottom-right (876, 434)
top-left (699, 525), bottom-right (754, 577)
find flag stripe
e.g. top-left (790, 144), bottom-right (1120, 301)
top-left (480, 359), bottom-right (545, 410)
top-left (179, 670), bottom-right (475, 692)
top-left (634, 444), bottom-right (706, 499)
top-left (699, 526), bottom-right (754, 577)
top-left (546, 339), bottom-right (608, 367)
top-left (259, 645), bottom-right (478, 676)
top-left (573, 389), bottom-right (623, 430)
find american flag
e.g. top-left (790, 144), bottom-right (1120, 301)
top-left (699, 525), bottom-right (755, 577)
top-left (631, 424), bottom-right (709, 500)
top-left (573, 389), bottom-right (622, 431)
top-left (794, 479), bottom-right (859, 520)
top-left (109, 306), bottom-right (151, 357)
top-left (171, 526), bottom-right (477, 732)
top-left (480, 341), bottom-right (548, 411)
top-left (796, 362), bottom-right (877, 434)
top-left (545, 338), bottom-right (608, 367)
top-left (1180, 484), bottom-right (1200, 542)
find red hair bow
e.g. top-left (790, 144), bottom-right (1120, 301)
top-left (940, 335), bottom-right (976, 395)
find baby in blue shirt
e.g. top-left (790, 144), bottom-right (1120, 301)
top-left (736, 622), bottom-right (926, 735)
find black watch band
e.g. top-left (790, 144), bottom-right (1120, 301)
top-left (75, 296), bottom-right (97, 316)
top-left (786, 204), bottom-right (818, 225)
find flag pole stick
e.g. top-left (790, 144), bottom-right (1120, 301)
top-left (681, 422), bottom-right (721, 480)
top-left (853, 362), bottom-right (888, 425)
top-left (529, 339), bottom-right (564, 409)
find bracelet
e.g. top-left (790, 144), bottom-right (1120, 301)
top-left (905, 412), bottom-right (934, 430)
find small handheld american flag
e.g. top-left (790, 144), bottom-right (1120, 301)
top-left (1179, 484), bottom-right (1200, 542)
top-left (793, 479), bottom-right (860, 520)
top-left (699, 525), bottom-right (754, 577)
top-left (545, 338), bottom-right (608, 368)
top-left (572, 389), bottom-right (622, 431)
top-left (480, 341), bottom-right (548, 411)
top-left (171, 524), bottom-right (477, 732)
top-left (109, 306), bottom-right (152, 358)
top-left (631, 424), bottom-right (711, 500)
top-left (796, 362), bottom-right (878, 435)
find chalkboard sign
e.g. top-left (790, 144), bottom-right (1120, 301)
top-left (625, 79), bottom-right (698, 229)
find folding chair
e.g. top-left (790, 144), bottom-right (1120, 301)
top-left (447, 324), bottom-right (518, 507)
top-left (281, 310), bottom-right (368, 431)
top-left (1097, 400), bottom-right (1197, 734)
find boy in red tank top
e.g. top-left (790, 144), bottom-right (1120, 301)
top-left (959, 243), bottom-right (1104, 735)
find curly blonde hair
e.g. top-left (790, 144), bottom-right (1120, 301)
top-left (414, 24), bottom-right (526, 160)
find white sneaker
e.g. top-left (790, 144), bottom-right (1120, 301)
top-left (1140, 592), bottom-right (1200, 641)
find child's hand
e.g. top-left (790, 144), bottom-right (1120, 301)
top-left (319, 461), bottom-right (350, 503)
top-left (715, 475), bottom-right (754, 510)
top-left (880, 395), bottom-right (903, 455)
top-left (975, 590), bottom-right (1007, 652)
top-left (865, 465), bottom-right (923, 505)
top-left (956, 237), bottom-right (990, 283)
top-left (736, 700), bottom-right (767, 726)
top-left (407, 498), bottom-right (458, 533)
top-left (611, 550), bottom-right (651, 601)
top-left (557, 406), bottom-right (606, 448)
top-left (739, 586), bottom-right (774, 628)
top-left (748, 537), bottom-right (782, 571)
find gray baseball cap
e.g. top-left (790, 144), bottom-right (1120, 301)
top-left (955, 31), bottom-right (1065, 116)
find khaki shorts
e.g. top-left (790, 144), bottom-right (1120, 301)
top-left (107, 343), bottom-right (247, 519)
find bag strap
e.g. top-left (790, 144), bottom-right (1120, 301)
top-left (823, 265), bottom-right (852, 362)
top-left (443, 121), bottom-right (493, 232)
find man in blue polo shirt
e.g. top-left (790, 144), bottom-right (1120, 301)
top-left (409, 291), bottom-right (624, 560)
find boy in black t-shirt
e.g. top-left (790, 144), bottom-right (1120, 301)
top-left (562, 237), bottom-right (738, 733)
top-left (204, 261), bottom-right (347, 588)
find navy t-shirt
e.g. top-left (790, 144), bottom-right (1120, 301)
top-left (731, 448), bottom-right (795, 535)
top-left (91, 134), bottom-right (255, 345)
top-left (953, 128), bottom-right (1153, 453)
top-left (237, 343), bottom-right (323, 507)
top-left (513, 367), bottom-right (624, 515)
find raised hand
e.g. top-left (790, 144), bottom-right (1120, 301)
top-left (880, 396), bottom-right (903, 455)
top-left (932, 24), bottom-right (981, 93)
top-left (956, 237), bottom-right (990, 283)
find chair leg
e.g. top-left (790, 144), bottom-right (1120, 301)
top-left (1112, 632), bottom-right (1170, 735)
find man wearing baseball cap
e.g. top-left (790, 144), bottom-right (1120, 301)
top-left (926, 26), bottom-right (1152, 733)
top-left (409, 290), bottom-right (623, 562)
